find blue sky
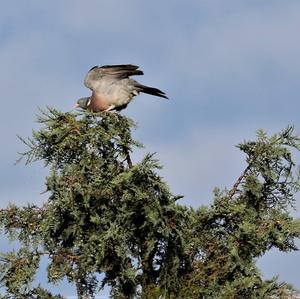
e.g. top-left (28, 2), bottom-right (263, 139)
top-left (0, 1), bottom-right (300, 297)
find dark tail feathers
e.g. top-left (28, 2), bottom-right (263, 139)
top-left (137, 84), bottom-right (168, 99)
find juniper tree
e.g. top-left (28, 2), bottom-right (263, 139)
top-left (0, 108), bottom-right (300, 298)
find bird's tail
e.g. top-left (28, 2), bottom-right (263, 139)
top-left (136, 84), bottom-right (168, 99)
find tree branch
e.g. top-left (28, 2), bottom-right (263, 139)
top-left (124, 147), bottom-right (133, 169)
top-left (229, 163), bottom-right (252, 199)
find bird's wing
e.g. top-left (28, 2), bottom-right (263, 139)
top-left (84, 64), bottom-right (144, 90)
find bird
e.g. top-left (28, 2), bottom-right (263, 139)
top-left (75, 64), bottom-right (168, 112)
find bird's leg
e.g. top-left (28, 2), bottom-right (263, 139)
top-left (104, 105), bottom-right (116, 112)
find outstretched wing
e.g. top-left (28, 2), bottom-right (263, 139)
top-left (84, 64), bottom-right (144, 90)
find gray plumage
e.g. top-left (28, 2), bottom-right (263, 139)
top-left (76, 64), bottom-right (167, 112)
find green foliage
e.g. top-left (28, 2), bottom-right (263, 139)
top-left (176, 126), bottom-right (300, 298)
top-left (0, 109), bottom-right (300, 298)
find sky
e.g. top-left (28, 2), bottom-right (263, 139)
top-left (0, 1), bottom-right (300, 297)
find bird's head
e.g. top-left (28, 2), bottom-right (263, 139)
top-left (75, 97), bottom-right (90, 109)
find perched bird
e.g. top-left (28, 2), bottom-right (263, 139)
top-left (75, 64), bottom-right (168, 112)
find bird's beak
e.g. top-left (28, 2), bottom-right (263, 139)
top-left (74, 103), bottom-right (80, 108)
